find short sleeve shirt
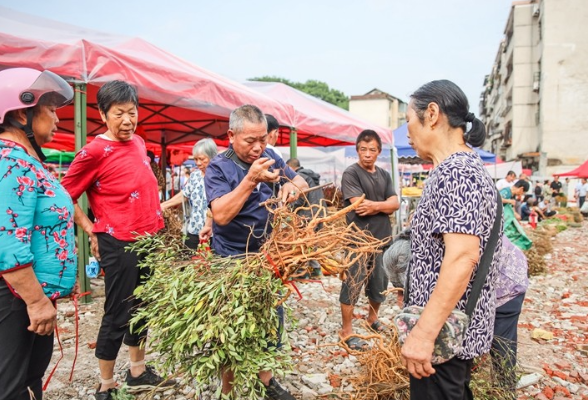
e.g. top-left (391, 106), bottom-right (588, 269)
top-left (408, 151), bottom-right (502, 360)
top-left (205, 147), bottom-right (297, 256)
top-left (182, 170), bottom-right (207, 235)
top-left (0, 139), bottom-right (77, 299)
top-left (341, 163), bottom-right (395, 242)
top-left (495, 235), bottom-right (529, 307)
top-left (550, 180), bottom-right (562, 194)
top-left (577, 182), bottom-right (588, 197)
top-left (61, 135), bottom-right (163, 241)
top-left (495, 178), bottom-right (513, 191)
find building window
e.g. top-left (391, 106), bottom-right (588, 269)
top-left (502, 121), bottom-right (512, 148)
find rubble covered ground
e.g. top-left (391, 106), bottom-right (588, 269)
top-left (44, 221), bottom-right (588, 400)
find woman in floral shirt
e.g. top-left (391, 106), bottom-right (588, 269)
top-left (0, 68), bottom-right (75, 400)
top-left (403, 80), bottom-right (502, 400)
top-left (161, 138), bottom-right (218, 249)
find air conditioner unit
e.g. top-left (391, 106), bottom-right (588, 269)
top-left (533, 80), bottom-right (540, 92)
top-left (532, 4), bottom-right (540, 17)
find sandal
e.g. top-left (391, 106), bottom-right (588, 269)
top-left (369, 320), bottom-right (387, 333)
top-left (344, 336), bottom-right (369, 351)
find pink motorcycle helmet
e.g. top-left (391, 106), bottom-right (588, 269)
top-left (0, 67), bottom-right (73, 124)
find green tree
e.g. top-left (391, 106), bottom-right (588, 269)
top-left (248, 76), bottom-right (349, 110)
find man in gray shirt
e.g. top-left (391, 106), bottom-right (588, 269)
top-left (339, 129), bottom-right (399, 350)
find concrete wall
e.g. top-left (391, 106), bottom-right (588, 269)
top-left (349, 98), bottom-right (391, 129)
top-left (511, 4), bottom-right (540, 158)
top-left (540, 0), bottom-right (588, 166)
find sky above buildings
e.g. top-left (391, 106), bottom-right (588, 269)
top-left (2, 0), bottom-right (513, 113)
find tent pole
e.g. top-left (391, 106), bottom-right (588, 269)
top-left (289, 127), bottom-right (297, 159)
top-left (160, 133), bottom-right (167, 200)
top-left (390, 147), bottom-right (402, 235)
top-left (74, 82), bottom-right (92, 303)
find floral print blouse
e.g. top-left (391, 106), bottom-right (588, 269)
top-left (408, 151), bottom-right (502, 360)
top-left (182, 170), bottom-right (207, 236)
top-left (0, 139), bottom-right (76, 300)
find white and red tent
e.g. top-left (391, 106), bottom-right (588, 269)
top-left (0, 7), bottom-right (294, 148)
top-left (0, 7), bottom-right (393, 151)
top-left (243, 81), bottom-right (392, 147)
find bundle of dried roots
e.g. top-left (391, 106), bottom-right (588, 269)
top-left (258, 195), bottom-right (388, 285)
top-left (337, 321), bottom-right (409, 400)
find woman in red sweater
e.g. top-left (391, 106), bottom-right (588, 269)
top-left (62, 81), bottom-right (173, 400)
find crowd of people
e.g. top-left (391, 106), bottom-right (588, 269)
top-left (1, 67), bottom-right (586, 400)
top-left (494, 169), bottom-right (588, 224)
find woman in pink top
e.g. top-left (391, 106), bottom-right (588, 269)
top-left (61, 81), bottom-right (172, 400)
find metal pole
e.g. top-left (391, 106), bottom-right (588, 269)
top-left (390, 147), bottom-right (402, 235)
top-left (74, 83), bottom-right (92, 303)
top-left (160, 133), bottom-right (167, 200)
top-left (289, 127), bottom-right (297, 159)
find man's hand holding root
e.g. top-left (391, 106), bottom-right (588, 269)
top-left (248, 158), bottom-right (279, 184)
top-left (279, 182), bottom-right (300, 205)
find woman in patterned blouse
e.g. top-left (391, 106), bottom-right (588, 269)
top-left (0, 68), bottom-right (75, 400)
top-left (403, 80), bottom-right (502, 400)
top-left (161, 138), bottom-right (218, 249)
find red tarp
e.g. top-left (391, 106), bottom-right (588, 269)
top-left (0, 7), bottom-right (391, 149)
top-left (557, 159), bottom-right (588, 178)
top-left (43, 132), bottom-right (196, 165)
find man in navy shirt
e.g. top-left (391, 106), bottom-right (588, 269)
top-left (204, 104), bottom-right (307, 399)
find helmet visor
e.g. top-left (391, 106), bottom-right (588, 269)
top-left (27, 70), bottom-right (74, 108)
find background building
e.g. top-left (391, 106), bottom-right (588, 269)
top-left (480, 0), bottom-right (588, 175)
top-left (349, 88), bottom-right (407, 130)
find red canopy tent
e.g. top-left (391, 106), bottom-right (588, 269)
top-left (557, 159), bottom-right (588, 178)
top-left (0, 7), bottom-right (391, 151)
top-left (0, 7), bottom-right (299, 148)
top-left (0, 7), bottom-right (394, 152)
top-left (43, 132), bottom-right (194, 159)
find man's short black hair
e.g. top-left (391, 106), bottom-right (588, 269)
top-left (286, 158), bottom-right (300, 169)
top-left (265, 114), bottom-right (279, 133)
top-left (356, 129), bottom-right (382, 151)
top-left (514, 179), bottom-right (530, 192)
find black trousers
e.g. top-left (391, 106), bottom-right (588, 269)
top-left (184, 232), bottom-right (200, 250)
top-left (95, 233), bottom-right (148, 360)
top-left (409, 357), bottom-right (474, 400)
top-left (491, 293), bottom-right (525, 397)
top-left (339, 247), bottom-right (388, 305)
top-left (0, 280), bottom-right (54, 400)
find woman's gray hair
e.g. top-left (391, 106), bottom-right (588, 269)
top-left (192, 138), bottom-right (218, 160)
top-left (229, 104), bottom-right (267, 133)
top-left (383, 229), bottom-right (411, 288)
